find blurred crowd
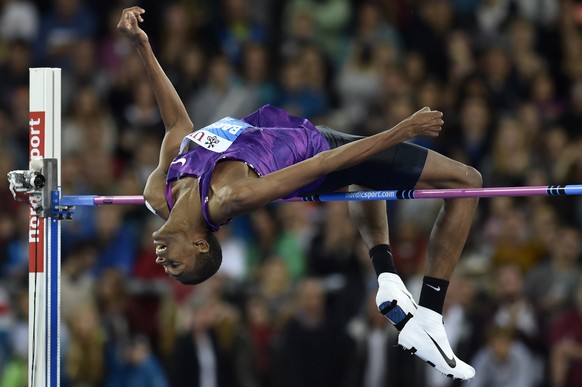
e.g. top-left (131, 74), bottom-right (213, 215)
top-left (1, 0), bottom-right (582, 386)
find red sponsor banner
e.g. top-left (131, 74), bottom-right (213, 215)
top-left (28, 208), bottom-right (44, 272)
top-left (29, 111), bottom-right (45, 273)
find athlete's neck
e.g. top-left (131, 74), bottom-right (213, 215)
top-left (166, 179), bottom-right (207, 233)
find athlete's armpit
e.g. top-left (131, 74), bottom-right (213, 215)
top-left (143, 167), bottom-right (170, 219)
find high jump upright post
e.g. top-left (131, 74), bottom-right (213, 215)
top-left (28, 68), bottom-right (61, 387)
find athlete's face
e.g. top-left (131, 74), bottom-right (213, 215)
top-left (152, 230), bottom-right (200, 283)
top-left (152, 220), bottom-right (221, 285)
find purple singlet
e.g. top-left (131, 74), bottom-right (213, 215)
top-left (165, 105), bottom-right (330, 231)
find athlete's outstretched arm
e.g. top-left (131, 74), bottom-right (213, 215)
top-left (118, 6), bottom-right (193, 169)
top-left (118, 6), bottom-right (192, 217)
top-left (213, 108), bottom-right (444, 221)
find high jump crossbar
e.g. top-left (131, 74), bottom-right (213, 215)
top-left (58, 184), bottom-right (582, 207)
top-left (13, 68), bottom-right (582, 387)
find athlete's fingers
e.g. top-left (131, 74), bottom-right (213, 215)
top-left (122, 6), bottom-right (145, 23)
top-left (120, 12), bottom-right (131, 30)
top-left (127, 11), bottom-right (138, 26)
top-left (126, 6), bottom-right (145, 14)
top-left (423, 119), bottom-right (443, 128)
top-left (134, 8), bottom-right (145, 22)
top-left (422, 112), bottom-right (443, 123)
top-left (429, 126), bottom-right (443, 136)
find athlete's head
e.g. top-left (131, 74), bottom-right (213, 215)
top-left (152, 228), bottom-right (222, 285)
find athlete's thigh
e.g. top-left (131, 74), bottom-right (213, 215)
top-left (353, 141), bottom-right (428, 190)
top-left (315, 141), bottom-right (428, 192)
top-left (415, 149), bottom-right (479, 189)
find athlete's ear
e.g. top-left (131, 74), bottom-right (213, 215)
top-left (193, 238), bottom-right (210, 253)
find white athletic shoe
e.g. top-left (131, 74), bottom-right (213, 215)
top-left (376, 273), bottom-right (418, 328)
top-left (398, 306), bottom-right (475, 380)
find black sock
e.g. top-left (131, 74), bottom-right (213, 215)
top-left (369, 244), bottom-right (397, 276)
top-left (418, 276), bottom-right (449, 314)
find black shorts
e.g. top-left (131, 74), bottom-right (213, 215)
top-left (313, 125), bottom-right (428, 193)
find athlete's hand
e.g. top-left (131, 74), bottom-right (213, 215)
top-left (117, 6), bottom-right (148, 45)
top-left (399, 107), bottom-right (444, 139)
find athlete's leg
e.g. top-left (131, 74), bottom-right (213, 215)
top-left (348, 186), bottom-right (418, 329)
top-left (347, 189), bottom-right (389, 248)
top-left (398, 149), bottom-right (481, 380)
top-left (314, 127), bottom-right (421, 329)
top-left (414, 150), bottom-right (482, 279)
top-left (315, 127), bottom-right (425, 329)
top-left (317, 126), bottom-right (479, 379)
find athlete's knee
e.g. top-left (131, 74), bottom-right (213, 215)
top-left (443, 164), bottom-right (482, 190)
top-left (463, 165), bottom-right (482, 188)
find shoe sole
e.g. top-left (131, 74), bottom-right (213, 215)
top-left (399, 332), bottom-right (473, 380)
top-left (401, 345), bottom-right (456, 379)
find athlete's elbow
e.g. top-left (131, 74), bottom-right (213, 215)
top-left (166, 117), bottom-right (193, 133)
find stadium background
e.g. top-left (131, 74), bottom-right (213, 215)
top-left (1, 0), bottom-right (582, 386)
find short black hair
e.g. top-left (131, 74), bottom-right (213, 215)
top-left (178, 232), bottom-right (222, 285)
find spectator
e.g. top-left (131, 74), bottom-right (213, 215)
top-left (402, 0), bottom-right (453, 82)
top-left (33, 0), bottom-right (97, 68)
top-left (282, 0), bottom-right (350, 61)
top-left (0, 39), bottom-right (32, 112)
top-left (489, 206), bottom-right (545, 273)
top-left (61, 240), bottom-right (97, 323)
top-left (470, 325), bottom-right (540, 387)
top-left (248, 258), bottom-right (294, 328)
top-left (346, 291), bottom-right (407, 387)
top-left (550, 276), bottom-right (582, 387)
top-left (390, 220), bottom-right (429, 282)
top-left (215, 225), bottom-right (248, 283)
top-left (275, 277), bottom-right (352, 387)
top-left (64, 303), bottom-right (106, 386)
top-left (106, 335), bottom-right (169, 387)
top-left (234, 296), bottom-right (276, 387)
top-left (188, 54), bottom-right (257, 127)
top-left (489, 264), bottom-right (539, 345)
top-left (307, 202), bottom-right (367, 323)
top-left (91, 206), bottom-right (139, 276)
top-left (273, 56), bottom-right (329, 120)
top-left (169, 292), bottom-right (239, 387)
top-left (0, 289), bottom-right (26, 387)
top-left (447, 96), bottom-right (493, 171)
top-left (0, 0), bottom-right (39, 43)
top-left (525, 226), bottom-right (582, 343)
top-left (335, 37), bottom-right (383, 130)
top-left (61, 85), bottom-right (117, 157)
top-left (216, 0), bottom-right (266, 64)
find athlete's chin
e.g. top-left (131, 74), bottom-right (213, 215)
top-left (175, 272), bottom-right (205, 286)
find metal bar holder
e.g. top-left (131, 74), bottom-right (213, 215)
top-left (7, 158), bottom-right (72, 220)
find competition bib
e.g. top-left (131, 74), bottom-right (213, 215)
top-left (180, 117), bottom-right (251, 153)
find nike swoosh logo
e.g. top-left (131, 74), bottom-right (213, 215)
top-left (426, 284), bottom-right (440, 292)
top-left (426, 332), bottom-right (456, 368)
top-left (171, 157), bottom-right (186, 167)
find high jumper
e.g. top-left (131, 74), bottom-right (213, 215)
top-left (119, 6), bottom-right (480, 380)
